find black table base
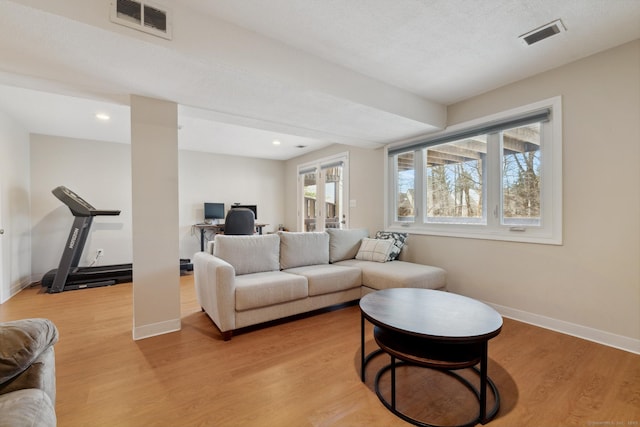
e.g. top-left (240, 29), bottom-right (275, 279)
top-left (371, 354), bottom-right (500, 427)
top-left (361, 315), bottom-right (500, 427)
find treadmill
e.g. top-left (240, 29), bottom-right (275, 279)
top-left (41, 186), bottom-right (191, 293)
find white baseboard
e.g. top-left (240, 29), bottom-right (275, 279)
top-left (486, 302), bottom-right (640, 355)
top-left (5, 278), bottom-right (33, 303)
top-left (133, 318), bottom-right (181, 340)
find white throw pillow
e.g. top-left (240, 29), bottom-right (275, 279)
top-left (355, 238), bottom-right (394, 263)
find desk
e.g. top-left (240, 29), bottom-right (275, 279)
top-left (360, 288), bottom-right (502, 427)
top-left (193, 223), bottom-right (268, 252)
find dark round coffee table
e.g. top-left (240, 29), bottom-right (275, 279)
top-left (360, 288), bottom-right (503, 427)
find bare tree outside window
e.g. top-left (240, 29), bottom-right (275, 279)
top-left (396, 152), bottom-right (415, 221)
top-left (502, 124), bottom-right (541, 225)
top-left (425, 136), bottom-right (486, 223)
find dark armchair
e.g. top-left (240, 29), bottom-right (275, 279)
top-left (0, 318), bottom-right (59, 427)
top-left (223, 208), bottom-right (255, 235)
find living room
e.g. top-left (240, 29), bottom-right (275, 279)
top-left (0, 1), bottom-right (639, 425)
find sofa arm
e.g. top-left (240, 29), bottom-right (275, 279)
top-left (0, 347), bottom-right (56, 403)
top-left (0, 319), bottom-right (58, 401)
top-left (193, 252), bottom-right (237, 334)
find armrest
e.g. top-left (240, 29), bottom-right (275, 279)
top-left (193, 252), bottom-right (237, 333)
top-left (0, 319), bottom-right (58, 403)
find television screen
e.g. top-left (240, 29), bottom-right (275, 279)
top-left (204, 202), bottom-right (225, 220)
top-left (231, 204), bottom-right (257, 220)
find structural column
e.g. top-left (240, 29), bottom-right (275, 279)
top-left (130, 95), bottom-right (180, 340)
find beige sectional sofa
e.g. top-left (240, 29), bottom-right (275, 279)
top-left (193, 229), bottom-right (446, 340)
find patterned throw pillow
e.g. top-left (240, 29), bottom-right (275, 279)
top-left (355, 238), bottom-right (394, 263)
top-left (374, 231), bottom-right (408, 261)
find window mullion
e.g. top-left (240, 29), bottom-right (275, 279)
top-left (415, 149), bottom-right (424, 225)
top-left (486, 133), bottom-right (501, 229)
top-left (390, 155), bottom-right (399, 223)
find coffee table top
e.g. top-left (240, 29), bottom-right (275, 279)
top-left (360, 288), bottom-right (503, 343)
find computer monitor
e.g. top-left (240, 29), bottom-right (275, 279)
top-left (204, 202), bottom-right (225, 221)
top-left (231, 204), bottom-right (257, 220)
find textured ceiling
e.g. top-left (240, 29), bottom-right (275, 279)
top-left (196, 0), bottom-right (640, 103)
top-left (0, 0), bottom-right (639, 160)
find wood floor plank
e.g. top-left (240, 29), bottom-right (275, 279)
top-left (1, 276), bottom-right (638, 426)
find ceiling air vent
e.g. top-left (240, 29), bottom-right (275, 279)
top-left (110, 0), bottom-right (172, 40)
top-left (519, 19), bottom-right (566, 46)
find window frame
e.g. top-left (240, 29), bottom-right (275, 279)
top-left (384, 97), bottom-right (562, 245)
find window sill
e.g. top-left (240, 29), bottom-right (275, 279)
top-left (386, 224), bottom-right (562, 245)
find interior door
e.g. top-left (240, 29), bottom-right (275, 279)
top-left (298, 153), bottom-right (349, 232)
top-left (301, 168), bottom-right (318, 231)
top-left (321, 163), bottom-right (345, 230)
top-left (0, 194), bottom-right (5, 302)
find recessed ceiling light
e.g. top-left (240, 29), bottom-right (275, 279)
top-left (272, 140), bottom-right (281, 146)
top-left (95, 113), bottom-right (111, 121)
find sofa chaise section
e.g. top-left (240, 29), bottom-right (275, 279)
top-left (335, 259), bottom-right (446, 295)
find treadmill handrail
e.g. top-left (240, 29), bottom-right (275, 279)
top-left (91, 209), bottom-right (121, 216)
top-left (52, 186), bottom-right (121, 217)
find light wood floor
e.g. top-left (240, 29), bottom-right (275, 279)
top-left (1, 275), bottom-right (638, 427)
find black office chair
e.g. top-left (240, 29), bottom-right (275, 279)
top-left (223, 208), bottom-right (256, 235)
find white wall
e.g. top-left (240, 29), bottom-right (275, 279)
top-left (0, 112), bottom-right (31, 302)
top-left (30, 134), bottom-right (132, 277)
top-left (402, 40), bottom-right (640, 351)
top-left (30, 135), bottom-right (286, 279)
top-left (179, 150), bottom-right (285, 255)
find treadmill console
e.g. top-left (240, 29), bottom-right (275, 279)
top-left (52, 186), bottom-right (120, 217)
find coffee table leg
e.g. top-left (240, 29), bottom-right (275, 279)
top-left (391, 355), bottom-right (396, 409)
top-left (361, 313), bottom-right (365, 382)
top-left (480, 341), bottom-right (488, 422)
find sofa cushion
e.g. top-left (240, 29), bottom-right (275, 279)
top-left (235, 271), bottom-right (308, 311)
top-left (285, 264), bottom-right (362, 296)
top-left (355, 238), bottom-right (394, 263)
top-left (278, 231), bottom-right (329, 270)
top-left (335, 259), bottom-right (446, 291)
top-left (0, 319), bottom-right (58, 384)
top-left (214, 234), bottom-right (280, 275)
top-left (374, 231), bottom-right (408, 261)
top-left (0, 389), bottom-right (56, 427)
top-left (326, 228), bottom-right (369, 263)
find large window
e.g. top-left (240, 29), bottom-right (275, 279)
top-left (386, 97), bottom-right (562, 244)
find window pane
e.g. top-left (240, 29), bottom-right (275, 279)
top-left (324, 166), bottom-right (343, 229)
top-left (502, 124), bottom-right (541, 225)
top-left (303, 172), bottom-right (317, 231)
top-left (425, 136), bottom-right (486, 223)
top-left (396, 152), bottom-right (415, 222)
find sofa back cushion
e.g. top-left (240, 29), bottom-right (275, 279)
top-left (278, 231), bottom-right (329, 270)
top-left (213, 234), bottom-right (280, 275)
top-left (326, 228), bottom-right (369, 263)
